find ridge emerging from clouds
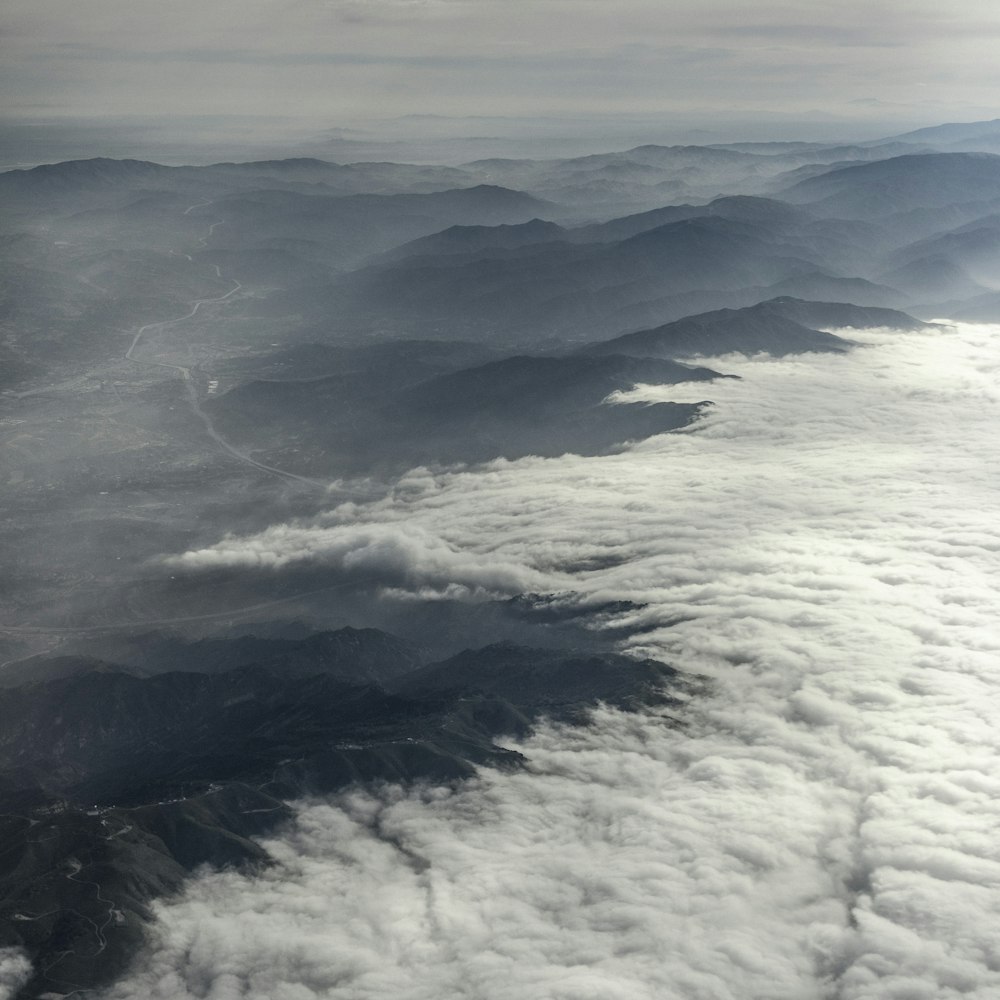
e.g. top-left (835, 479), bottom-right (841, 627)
top-left (108, 323), bottom-right (1000, 999)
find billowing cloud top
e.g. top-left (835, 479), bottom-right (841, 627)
top-left (103, 323), bottom-right (1000, 999)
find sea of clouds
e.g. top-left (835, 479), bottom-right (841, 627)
top-left (101, 322), bottom-right (1000, 999)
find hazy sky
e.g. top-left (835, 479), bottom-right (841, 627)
top-left (3, 0), bottom-right (1000, 127)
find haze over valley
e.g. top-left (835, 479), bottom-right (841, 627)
top-left (3, 7), bottom-right (1000, 993)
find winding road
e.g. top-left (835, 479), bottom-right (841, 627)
top-left (121, 214), bottom-right (342, 492)
top-left (0, 204), bottom-right (383, 637)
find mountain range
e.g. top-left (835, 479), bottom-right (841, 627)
top-left (0, 632), bottom-right (699, 998)
top-left (3, 116), bottom-right (999, 999)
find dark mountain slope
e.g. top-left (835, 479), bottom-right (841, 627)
top-left (583, 297), bottom-right (929, 361)
top-left (889, 218), bottom-right (1000, 277)
top-left (581, 299), bottom-right (855, 359)
top-left (377, 218), bottom-right (568, 262)
top-left (566, 195), bottom-right (813, 245)
top-left (322, 215), bottom-right (823, 342)
top-left (761, 272), bottom-right (903, 307)
top-left (460, 142), bottom-right (913, 213)
top-left (781, 153), bottom-right (1000, 218)
top-left (943, 289), bottom-right (1000, 321)
top-left (1, 641), bottom-right (701, 999)
top-left (392, 642), bottom-right (687, 719)
top-left (396, 353), bottom-right (718, 415)
top-left (212, 337), bottom-right (503, 385)
top-left (130, 626), bottom-right (422, 683)
top-left (0, 155), bottom-right (476, 210)
top-left (0, 157), bottom-right (173, 200)
top-left (748, 297), bottom-right (927, 331)
top-left (206, 184), bottom-right (555, 267)
top-left (872, 118), bottom-right (1000, 152)
top-left (582, 298), bottom-right (925, 363)
top-left (878, 255), bottom-right (989, 304)
top-left (872, 215), bottom-right (1000, 305)
top-left (568, 203), bottom-right (706, 242)
top-left (0, 626), bottom-right (422, 689)
top-left (207, 352), bottom-right (727, 475)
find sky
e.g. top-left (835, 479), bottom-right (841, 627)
top-left (3, 0), bottom-right (1000, 130)
top-left (93, 320), bottom-right (1000, 999)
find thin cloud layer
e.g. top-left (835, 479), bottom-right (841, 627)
top-left (4, 0), bottom-right (1000, 119)
top-left (106, 324), bottom-right (1000, 998)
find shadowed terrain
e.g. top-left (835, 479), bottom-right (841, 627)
top-left (0, 634), bottom-right (700, 998)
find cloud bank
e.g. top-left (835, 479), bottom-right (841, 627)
top-left (106, 324), bottom-right (1000, 999)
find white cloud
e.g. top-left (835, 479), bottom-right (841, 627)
top-left (170, 520), bottom-right (558, 599)
top-left (0, 949), bottom-right (32, 1000)
top-left (105, 323), bottom-right (1000, 998)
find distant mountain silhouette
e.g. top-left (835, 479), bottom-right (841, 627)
top-left (377, 218), bottom-right (567, 262)
top-left (873, 118), bottom-right (1000, 153)
top-left (391, 641), bottom-right (688, 718)
top-left (889, 218), bottom-right (1000, 285)
top-left (208, 184), bottom-right (555, 267)
top-left (581, 298), bottom-right (925, 360)
top-left (0, 626), bottom-right (422, 689)
top-left (763, 271), bottom-right (902, 307)
top-left (322, 214), bottom-right (825, 342)
top-left (0, 155), bottom-right (474, 202)
top-left (460, 141), bottom-right (921, 213)
top-left (781, 152), bottom-right (1000, 218)
top-left (208, 352), bottom-right (727, 474)
top-left (746, 297), bottom-right (926, 331)
top-left (0, 638), bottom-right (700, 999)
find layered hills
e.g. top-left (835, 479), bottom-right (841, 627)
top-left (310, 168), bottom-right (997, 342)
top-left (302, 209), bottom-right (827, 341)
top-left (781, 152), bottom-right (1000, 218)
top-left (206, 352), bottom-right (726, 474)
top-left (203, 298), bottom-right (926, 478)
top-left (3, 119), bottom-right (999, 1000)
top-left (0, 632), bottom-right (698, 998)
top-left (581, 298), bottom-right (925, 359)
